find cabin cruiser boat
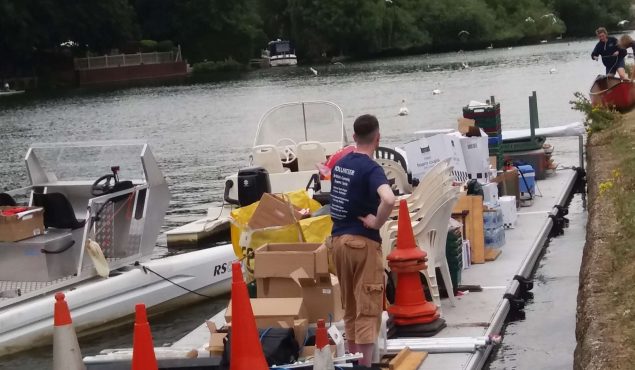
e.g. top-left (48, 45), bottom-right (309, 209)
top-left (0, 141), bottom-right (235, 357)
top-left (262, 39), bottom-right (298, 67)
top-left (165, 101), bottom-right (347, 248)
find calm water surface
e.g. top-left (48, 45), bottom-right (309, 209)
top-left (0, 37), bottom-right (603, 368)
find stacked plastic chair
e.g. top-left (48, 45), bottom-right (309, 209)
top-left (381, 158), bottom-right (460, 314)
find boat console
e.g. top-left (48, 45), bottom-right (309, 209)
top-left (0, 141), bottom-right (169, 307)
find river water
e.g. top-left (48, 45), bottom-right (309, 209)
top-left (0, 36), bottom-right (604, 368)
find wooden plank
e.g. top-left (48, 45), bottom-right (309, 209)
top-left (484, 247), bottom-right (502, 261)
top-left (389, 347), bottom-right (428, 370)
top-left (470, 195), bottom-right (485, 264)
top-left (452, 195), bottom-right (485, 264)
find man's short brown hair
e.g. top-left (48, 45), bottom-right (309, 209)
top-left (353, 114), bottom-right (379, 144)
top-left (596, 27), bottom-right (608, 35)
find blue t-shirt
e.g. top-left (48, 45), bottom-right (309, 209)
top-left (330, 152), bottom-right (389, 242)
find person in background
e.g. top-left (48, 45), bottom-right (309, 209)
top-left (618, 34), bottom-right (635, 79)
top-left (328, 114), bottom-right (395, 366)
top-left (591, 27), bottom-right (628, 79)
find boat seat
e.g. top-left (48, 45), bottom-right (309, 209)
top-left (296, 141), bottom-right (327, 171)
top-left (252, 145), bottom-right (290, 174)
top-left (0, 193), bottom-right (17, 206)
top-left (32, 192), bottom-right (86, 230)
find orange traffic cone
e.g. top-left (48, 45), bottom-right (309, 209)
top-left (313, 319), bottom-right (334, 370)
top-left (387, 200), bottom-right (439, 325)
top-left (230, 261), bottom-right (268, 370)
top-left (53, 292), bottom-right (86, 370)
top-left (131, 303), bottom-right (158, 370)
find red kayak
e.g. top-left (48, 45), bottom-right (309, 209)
top-left (589, 75), bottom-right (635, 111)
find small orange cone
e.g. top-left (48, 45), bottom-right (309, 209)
top-left (131, 303), bottom-right (158, 370)
top-left (230, 261), bottom-right (269, 370)
top-left (53, 292), bottom-right (86, 370)
top-left (387, 200), bottom-right (439, 325)
top-left (316, 319), bottom-right (330, 349)
top-left (313, 319), bottom-right (334, 370)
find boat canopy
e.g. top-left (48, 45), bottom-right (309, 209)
top-left (268, 40), bottom-right (292, 54)
top-left (26, 141), bottom-right (150, 185)
top-left (253, 101), bottom-right (348, 150)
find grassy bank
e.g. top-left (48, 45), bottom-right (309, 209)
top-left (574, 96), bottom-right (635, 368)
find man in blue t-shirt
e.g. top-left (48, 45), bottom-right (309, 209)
top-left (329, 114), bottom-right (395, 366)
top-left (591, 27), bottom-right (627, 79)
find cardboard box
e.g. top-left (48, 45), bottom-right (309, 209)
top-left (206, 322), bottom-right (227, 354)
top-left (257, 276), bottom-right (303, 297)
top-left (257, 274), bottom-right (344, 324)
top-left (0, 206), bottom-right (44, 242)
top-left (248, 193), bottom-right (305, 230)
top-left (225, 297), bottom-right (307, 327)
top-left (300, 274), bottom-right (344, 323)
top-left (460, 129), bottom-right (491, 184)
top-left (491, 169), bottom-right (520, 207)
top-left (254, 242), bottom-right (328, 279)
top-left (402, 133), bottom-right (468, 182)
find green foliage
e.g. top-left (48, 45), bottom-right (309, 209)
top-left (0, 0), bottom-right (633, 82)
top-left (570, 91), bottom-right (621, 133)
top-left (156, 40), bottom-right (175, 52)
top-left (139, 39), bottom-right (158, 52)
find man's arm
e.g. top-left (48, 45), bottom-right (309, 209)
top-left (591, 43), bottom-right (600, 59)
top-left (359, 184), bottom-right (396, 230)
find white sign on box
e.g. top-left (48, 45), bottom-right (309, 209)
top-left (460, 129), bottom-right (491, 184)
top-left (402, 133), bottom-right (468, 182)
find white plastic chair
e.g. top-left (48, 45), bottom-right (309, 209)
top-left (296, 141), bottom-right (327, 171)
top-left (382, 186), bottom-right (460, 312)
top-left (376, 158), bottom-right (413, 195)
top-left (252, 145), bottom-right (288, 174)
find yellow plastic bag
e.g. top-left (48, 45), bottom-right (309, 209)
top-left (229, 190), bottom-right (332, 275)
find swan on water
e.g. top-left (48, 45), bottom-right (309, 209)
top-left (432, 89), bottom-right (442, 95)
top-left (549, 68), bottom-right (557, 74)
top-left (486, 43), bottom-right (493, 49)
top-left (398, 99), bottom-right (409, 116)
top-left (310, 67), bottom-right (318, 76)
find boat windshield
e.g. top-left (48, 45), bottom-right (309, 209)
top-left (254, 101), bottom-right (347, 147)
top-left (27, 141), bottom-right (147, 183)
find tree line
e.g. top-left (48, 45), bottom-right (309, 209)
top-left (0, 0), bottom-right (632, 78)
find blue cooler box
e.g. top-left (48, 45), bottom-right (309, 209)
top-left (517, 164), bottom-right (535, 195)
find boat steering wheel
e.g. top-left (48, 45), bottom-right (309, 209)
top-left (276, 138), bottom-right (298, 164)
top-left (91, 174), bottom-right (116, 197)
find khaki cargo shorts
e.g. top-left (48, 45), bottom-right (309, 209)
top-left (328, 234), bottom-right (384, 344)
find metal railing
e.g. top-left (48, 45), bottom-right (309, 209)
top-left (74, 48), bottom-right (182, 71)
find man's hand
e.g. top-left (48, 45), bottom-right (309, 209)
top-left (358, 214), bottom-right (380, 230)
top-left (592, 56), bottom-right (598, 60)
top-left (613, 51), bottom-right (619, 56)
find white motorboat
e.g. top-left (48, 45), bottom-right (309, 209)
top-left (166, 101), bottom-right (347, 248)
top-left (0, 141), bottom-right (235, 357)
top-left (262, 39), bottom-right (298, 67)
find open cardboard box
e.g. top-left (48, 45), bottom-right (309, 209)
top-left (254, 242), bottom-right (328, 279)
top-left (205, 322), bottom-right (227, 355)
top-left (0, 206), bottom-right (44, 242)
top-left (248, 193), bottom-right (306, 230)
top-left (256, 273), bottom-right (344, 324)
top-left (225, 297), bottom-right (307, 328)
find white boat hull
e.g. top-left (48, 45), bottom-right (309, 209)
top-left (269, 55), bottom-right (297, 67)
top-left (0, 244), bottom-right (235, 357)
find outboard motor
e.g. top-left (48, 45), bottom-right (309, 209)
top-left (237, 167), bottom-right (271, 206)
